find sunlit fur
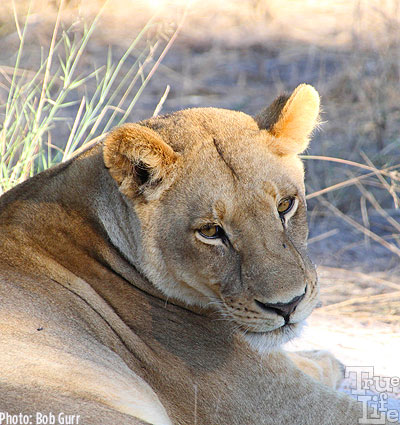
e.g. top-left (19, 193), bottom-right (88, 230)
top-left (0, 84), bottom-right (364, 424)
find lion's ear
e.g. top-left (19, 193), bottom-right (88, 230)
top-left (103, 123), bottom-right (179, 200)
top-left (255, 84), bottom-right (320, 155)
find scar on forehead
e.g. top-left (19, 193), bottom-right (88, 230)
top-left (214, 200), bottom-right (226, 220)
top-left (212, 137), bottom-right (238, 180)
top-left (263, 181), bottom-right (278, 199)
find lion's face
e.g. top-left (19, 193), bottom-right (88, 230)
top-left (104, 84), bottom-right (320, 350)
top-left (148, 125), bottom-right (318, 349)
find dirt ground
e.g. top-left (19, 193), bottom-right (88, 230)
top-left (1, 0), bottom-right (399, 394)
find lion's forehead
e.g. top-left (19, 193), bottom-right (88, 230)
top-left (146, 108), bottom-right (306, 219)
top-left (179, 145), bottom-right (305, 203)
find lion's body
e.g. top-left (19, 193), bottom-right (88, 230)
top-left (0, 86), bottom-right (367, 424)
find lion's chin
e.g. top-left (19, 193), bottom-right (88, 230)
top-left (241, 322), bottom-right (303, 355)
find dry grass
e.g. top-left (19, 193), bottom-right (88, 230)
top-left (316, 266), bottom-right (400, 329)
top-left (0, 0), bottom-right (186, 191)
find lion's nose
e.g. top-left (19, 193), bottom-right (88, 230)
top-left (254, 293), bottom-right (305, 323)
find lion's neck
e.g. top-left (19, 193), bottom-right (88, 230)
top-left (0, 144), bottom-right (213, 316)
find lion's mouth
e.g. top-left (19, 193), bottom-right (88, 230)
top-left (220, 287), bottom-right (318, 335)
top-left (221, 303), bottom-right (299, 334)
top-left (239, 320), bottom-right (300, 335)
top-left (241, 322), bottom-right (303, 353)
top-left (217, 302), bottom-right (306, 338)
top-left (246, 321), bottom-right (299, 334)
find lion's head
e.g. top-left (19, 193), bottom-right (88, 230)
top-left (103, 84), bottom-right (320, 351)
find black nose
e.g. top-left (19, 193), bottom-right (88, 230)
top-left (255, 293), bottom-right (305, 322)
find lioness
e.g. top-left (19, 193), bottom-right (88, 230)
top-left (0, 85), bottom-right (368, 424)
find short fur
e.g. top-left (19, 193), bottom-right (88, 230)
top-left (0, 85), bottom-right (372, 424)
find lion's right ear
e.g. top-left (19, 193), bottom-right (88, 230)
top-left (103, 123), bottom-right (179, 200)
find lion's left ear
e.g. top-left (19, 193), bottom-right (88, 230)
top-left (255, 84), bottom-right (320, 155)
top-left (103, 123), bottom-right (179, 200)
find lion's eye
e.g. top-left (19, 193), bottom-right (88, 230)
top-left (198, 224), bottom-right (223, 239)
top-left (277, 197), bottom-right (295, 215)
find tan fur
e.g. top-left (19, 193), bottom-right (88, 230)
top-left (288, 351), bottom-right (345, 390)
top-left (104, 123), bottom-right (180, 200)
top-left (0, 85), bottom-right (374, 424)
top-left (265, 84), bottom-right (320, 155)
